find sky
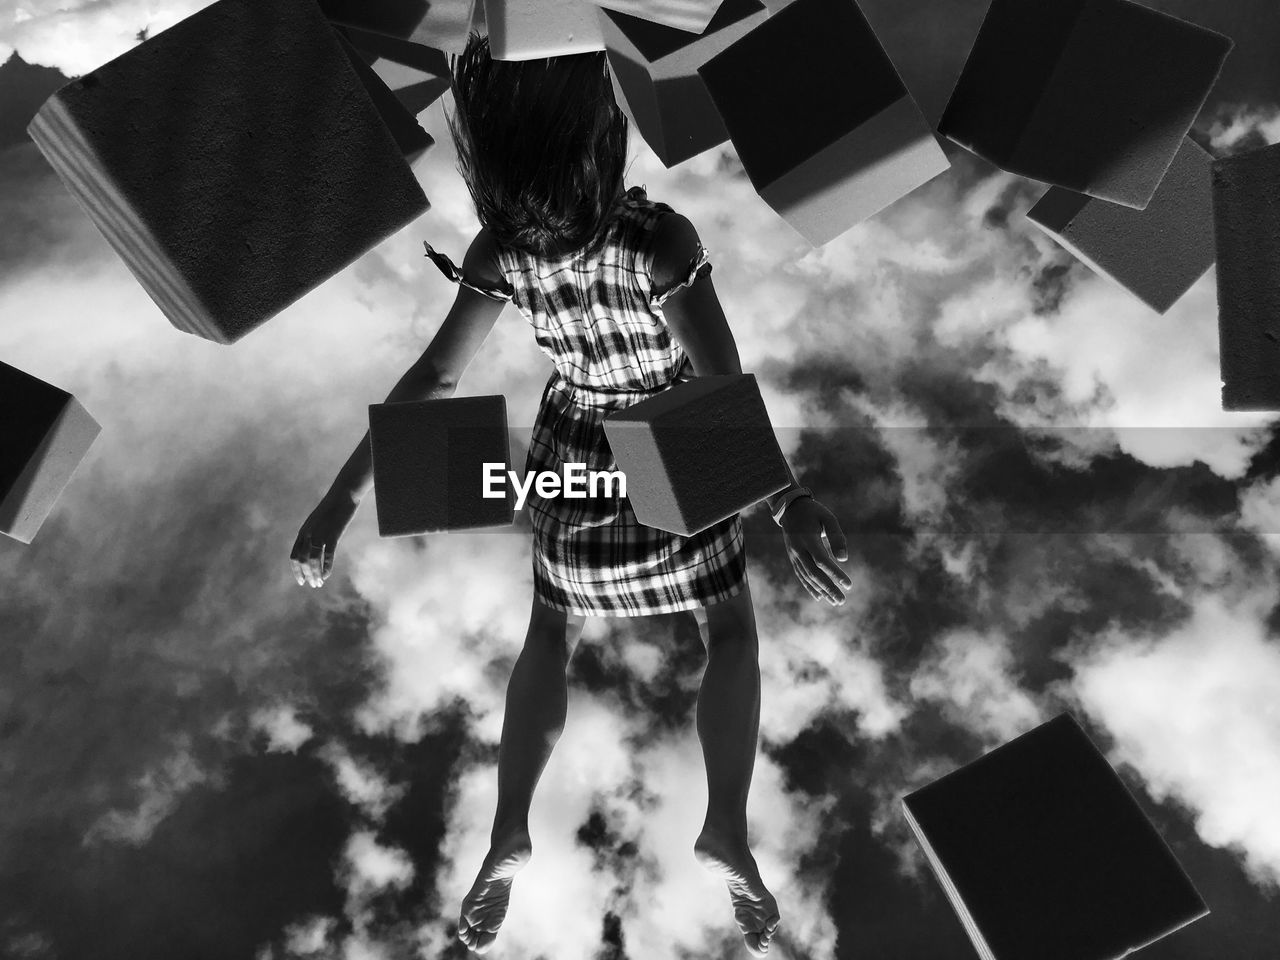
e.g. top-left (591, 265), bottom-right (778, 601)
top-left (2, 1), bottom-right (1280, 959)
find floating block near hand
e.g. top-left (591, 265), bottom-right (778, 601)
top-left (486, 0), bottom-right (606, 60)
top-left (940, 0), bottom-right (1230, 210)
top-left (601, 0), bottom-right (769, 167)
top-left (1027, 137), bottom-right (1215, 314)
top-left (1, 361), bottom-right (100, 545)
top-left (604, 374), bottom-right (790, 536)
top-left (333, 29), bottom-right (435, 163)
top-left (591, 0), bottom-right (727, 34)
top-left (902, 714), bottom-right (1209, 960)
top-left (369, 396), bottom-right (515, 536)
top-left (698, 0), bottom-right (949, 246)
top-left (26, 0), bottom-right (429, 345)
top-left (320, 0), bottom-right (482, 55)
top-left (1213, 141), bottom-right (1280, 411)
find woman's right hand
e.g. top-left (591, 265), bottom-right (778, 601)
top-left (290, 491), bottom-right (359, 588)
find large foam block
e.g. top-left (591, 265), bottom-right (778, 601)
top-left (698, 0), bottom-right (949, 247)
top-left (940, 0), bottom-right (1230, 211)
top-left (319, 0), bottom-right (482, 55)
top-left (1027, 137), bottom-right (1216, 314)
top-left (369, 396), bottom-right (515, 535)
top-left (332, 29), bottom-right (435, 163)
top-left (1213, 141), bottom-right (1280, 411)
top-left (0, 361), bottom-right (101, 545)
top-left (601, 0), bottom-right (769, 167)
top-left (590, 0), bottom-right (726, 34)
top-left (902, 714), bottom-right (1209, 960)
top-left (26, 0), bottom-right (429, 346)
top-left (485, 0), bottom-right (606, 60)
top-left (603, 374), bottom-right (790, 536)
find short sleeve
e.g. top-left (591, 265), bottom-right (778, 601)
top-left (650, 244), bottom-right (712, 308)
top-left (423, 241), bottom-right (513, 302)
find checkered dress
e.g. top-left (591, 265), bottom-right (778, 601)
top-left (424, 186), bottom-right (746, 616)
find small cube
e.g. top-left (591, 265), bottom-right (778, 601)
top-left (333, 29), bottom-right (435, 163)
top-left (940, 0), bottom-right (1231, 210)
top-left (903, 714), bottom-right (1209, 960)
top-left (603, 374), bottom-right (790, 536)
top-left (698, 0), bottom-right (949, 246)
top-left (0, 361), bottom-right (101, 545)
top-left (590, 0), bottom-right (726, 35)
top-left (1026, 137), bottom-right (1216, 314)
top-left (1213, 141), bottom-right (1280, 411)
top-left (485, 0), bottom-right (606, 60)
top-left (369, 396), bottom-right (515, 536)
top-left (319, 0), bottom-right (482, 55)
top-left (601, 0), bottom-right (770, 167)
top-left (26, 0), bottom-right (429, 345)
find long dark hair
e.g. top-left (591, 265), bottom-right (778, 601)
top-left (447, 34), bottom-right (629, 258)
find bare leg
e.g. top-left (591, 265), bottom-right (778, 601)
top-left (692, 580), bottom-right (781, 956)
top-left (458, 598), bottom-right (586, 954)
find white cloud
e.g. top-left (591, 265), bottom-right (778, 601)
top-left (82, 740), bottom-right (207, 845)
top-left (252, 703), bottom-right (314, 753)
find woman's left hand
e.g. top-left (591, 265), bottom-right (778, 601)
top-left (781, 497), bottom-right (852, 606)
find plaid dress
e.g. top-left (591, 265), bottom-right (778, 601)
top-left (424, 185), bottom-right (746, 616)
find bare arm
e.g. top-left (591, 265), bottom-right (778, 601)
top-left (654, 214), bottom-right (851, 604)
top-left (291, 229), bottom-right (508, 587)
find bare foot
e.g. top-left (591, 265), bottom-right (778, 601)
top-left (458, 828), bottom-right (533, 954)
top-left (694, 828), bottom-right (781, 956)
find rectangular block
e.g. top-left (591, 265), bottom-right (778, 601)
top-left (486, 0), bottom-right (606, 60)
top-left (26, 0), bottom-right (430, 345)
top-left (590, 0), bottom-right (726, 34)
top-left (698, 0), bottom-right (949, 246)
top-left (369, 396), bottom-right (515, 535)
top-left (601, 0), bottom-right (769, 167)
top-left (1027, 136), bottom-right (1216, 314)
top-left (902, 714), bottom-right (1209, 960)
top-left (603, 374), bottom-right (790, 536)
top-left (939, 0), bottom-right (1231, 210)
top-left (0, 361), bottom-right (101, 545)
top-left (333, 28), bottom-right (435, 163)
top-left (319, 0), bottom-right (482, 55)
top-left (1213, 141), bottom-right (1280, 411)
top-left (333, 23), bottom-right (453, 116)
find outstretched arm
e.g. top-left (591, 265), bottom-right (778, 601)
top-left (290, 229), bottom-right (509, 587)
top-left (654, 214), bottom-right (851, 606)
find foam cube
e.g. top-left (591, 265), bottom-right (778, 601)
top-left (1213, 141), bottom-right (1280, 411)
top-left (0, 361), bottom-right (101, 545)
top-left (698, 0), bottom-right (949, 247)
top-left (486, 0), bottom-right (606, 60)
top-left (601, 0), bottom-right (769, 167)
top-left (369, 396), bottom-right (515, 535)
top-left (319, 0), bottom-right (482, 55)
top-left (902, 714), bottom-right (1209, 960)
top-left (1027, 137), bottom-right (1216, 314)
top-left (940, 0), bottom-right (1231, 210)
top-left (590, 0), bottom-right (726, 35)
top-left (333, 29), bottom-right (435, 163)
top-left (603, 374), bottom-right (790, 536)
top-left (26, 0), bottom-right (429, 346)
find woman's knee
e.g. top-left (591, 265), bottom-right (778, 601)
top-left (702, 585), bottom-right (758, 652)
top-left (526, 599), bottom-right (586, 659)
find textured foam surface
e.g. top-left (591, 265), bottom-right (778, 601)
top-left (698, 0), bottom-right (948, 246)
top-left (903, 714), bottom-right (1209, 960)
top-left (1027, 137), bottom-right (1216, 314)
top-left (1213, 141), bottom-right (1280, 411)
top-left (26, 0), bottom-right (429, 345)
top-left (369, 396), bottom-right (515, 535)
top-left (333, 29), bottom-right (435, 162)
top-left (603, 374), bottom-right (790, 536)
top-left (590, 0), bottom-right (727, 34)
top-left (601, 0), bottom-right (768, 167)
top-left (940, 0), bottom-right (1231, 210)
top-left (485, 0), bottom-right (606, 60)
top-left (0, 361), bottom-right (101, 545)
top-left (319, 0), bottom-right (481, 54)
